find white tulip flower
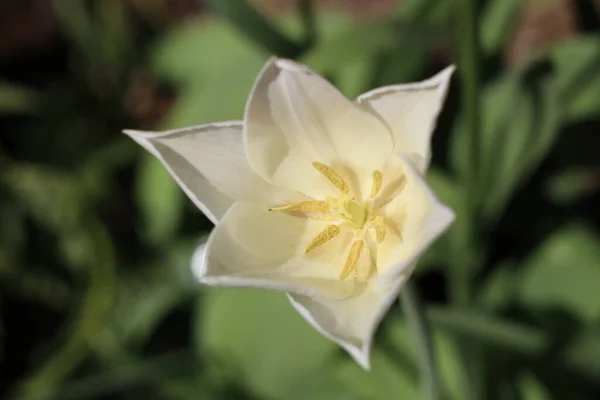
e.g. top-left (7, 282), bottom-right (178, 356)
top-left (124, 58), bottom-right (455, 370)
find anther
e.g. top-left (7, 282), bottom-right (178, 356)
top-left (305, 224), bottom-right (341, 253)
top-left (340, 240), bottom-right (364, 280)
top-left (370, 170), bottom-right (383, 198)
top-left (312, 162), bottom-right (350, 194)
top-left (269, 201), bottom-right (329, 213)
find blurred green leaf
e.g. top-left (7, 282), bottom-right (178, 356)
top-left (412, 161), bottom-right (462, 274)
top-left (434, 332), bottom-right (469, 400)
top-left (336, 320), bottom-right (419, 400)
top-left (97, 0), bottom-right (133, 73)
top-left (53, 0), bottom-right (95, 59)
top-left (50, 351), bottom-right (198, 400)
top-left (336, 56), bottom-right (372, 98)
top-left (136, 154), bottom-right (183, 245)
top-left (480, 0), bottom-right (521, 55)
top-left (2, 165), bottom-right (87, 232)
top-left (427, 168), bottom-right (459, 211)
top-left (518, 223), bottom-right (600, 323)
top-left (487, 68), bottom-right (559, 221)
top-left (544, 168), bottom-right (600, 204)
top-left (338, 318), bottom-right (467, 400)
top-left (565, 328), bottom-right (600, 380)
top-left (153, 21), bottom-right (266, 85)
top-left (302, 20), bottom-right (440, 74)
top-left (452, 63), bottom-right (561, 222)
top-left (272, 10), bottom-right (354, 45)
top-left (196, 288), bottom-right (341, 400)
top-left (476, 261), bottom-right (518, 310)
top-left (1, 164), bottom-right (97, 270)
top-left (428, 307), bottom-right (548, 356)
top-left (160, 375), bottom-right (218, 400)
top-left (0, 81), bottom-right (39, 114)
top-left (55, 0), bottom-right (133, 76)
top-left (302, 22), bottom-right (397, 72)
top-left (300, 4), bottom-right (445, 91)
top-left (153, 21), bottom-right (268, 126)
top-left (551, 36), bottom-right (600, 122)
top-left (82, 138), bottom-right (139, 186)
top-left (0, 268), bottom-right (71, 312)
top-left (110, 240), bottom-right (201, 345)
top-left (15, 220), bottom-right (116, 400)
top-left (0, 201), bottom-right (25, 271)
top-left (336, 350), bottom-right (420, 400)
top-left (205, 0), bottom-right (302, 58)
top-left (396, 0), bottom-right (452, 25)
top-left (518, 373), bottom-right (550, 400)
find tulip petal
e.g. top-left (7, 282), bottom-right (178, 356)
top-left (356, 65), bottom-right (456, 173)
top-left (287, 274), bottom-right (410, 370)
top-left (198, 202), bottom-right (357, 298)
top-left (244, 58), bottom-right (394, 199)
top-left (375, 155), bottom-right (455, 289)
top-left (124, 122), bottom-right (302, 224)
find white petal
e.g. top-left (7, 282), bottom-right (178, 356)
top-left (287, 275), bottom-right (410, 370)
top-left (198, 202), bottom-right (357, 298)
top-left (356, 65), bottom-right (456, 173)
top-left (191, 241), bottom-right (208, 281)
top-left (244, 58), bottom-right (394, 199)
top-left (376, 155), bottom-right (454, 290)
top-left (124, 122), bottom-right (301, 224)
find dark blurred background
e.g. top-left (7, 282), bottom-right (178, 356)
top-left (1, 0), bottom-right (600, 399)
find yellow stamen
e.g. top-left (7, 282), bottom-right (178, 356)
top-left (370, 170), bottom-right (383, 198)
top-left (269, 200), bottom-right (329, 213)
top-left (371, 215), bottom-right (387, 243)
top-left (340, 240), bottom-right (364, 280)
top-left (312, 162), bottom-right (350, 194)
top-left (305, 224), bottom-right (340, 253)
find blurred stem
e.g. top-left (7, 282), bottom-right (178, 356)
top-left (453, 1), bottom-right (484, 399)
top-left (299, 0), bottom-right (317, 48)
top-left (401, 282), bottom-right (441, 400)
top-left (457, 0), bottom-right (481, 204)
top-left (452, 0), bottom-right (481, 306)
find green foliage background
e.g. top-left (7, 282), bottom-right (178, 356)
top-left (1, 0), bottom-right (600, 399)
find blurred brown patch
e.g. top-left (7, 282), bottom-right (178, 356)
top-left (505, 0), bottom-right (576, 66)
top-left (0, 0), bottom-right (58, 60)
top-left (124, 69), bottom-right (176, 128)
top-left (127, 0), bottom-right (205, 27)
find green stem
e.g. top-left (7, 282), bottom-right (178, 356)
top-left (452, 2), bottom-right (484, 399)
top-left (299, 0), bottom-right (316, 48)
top-left (401, 282), bottom-right (441, 400)
top-left (457, 0), bottom-right (481, 200)
top-left (451, 0), bottom-right (481, 305)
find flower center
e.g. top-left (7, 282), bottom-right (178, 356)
top-left (327, 195), bottom-right (367, 228)
top-left (269, 162), bottom-right (404, 281)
